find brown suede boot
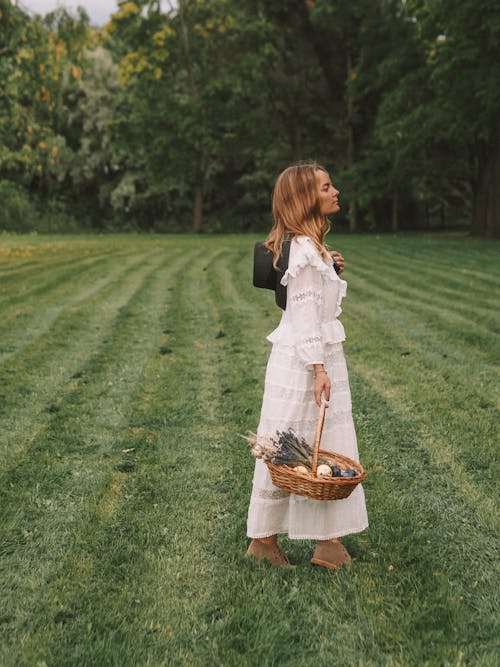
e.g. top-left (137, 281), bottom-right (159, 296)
top-left (310, 539), bottom-right (352, 570)
top-left (246, 539), bottom-right (295, 569)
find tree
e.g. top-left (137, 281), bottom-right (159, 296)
top-left (105, 0), bottom-right (254, 231)
top-left (419, 0), bottom-right (500, 236)
top-left (0, 1), bottom-right (95, 221)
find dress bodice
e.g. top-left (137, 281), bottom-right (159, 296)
top-left (266, 236), bottom-right (347, 366)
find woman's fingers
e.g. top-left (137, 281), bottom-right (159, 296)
top-left (324, 381), bottom-right (331, 403)
top-left (314, 377), bottom-right (331, 406)
top-left (331, 251), bottom-right (345, 273)
top-left (314, 387), bottom-right (321, 406)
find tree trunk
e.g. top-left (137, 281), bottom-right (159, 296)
top-left (391, 188), bottom-right (399, 232)
top-left (291, 117), bottom-right (302, 162)
top-left (180, 1), bottom-right (205, 234)
top-left (471, 133), bottom-right (500, 237)
top-left (193, 182), bottom-right (203, 233)
top-left (346, 51), bottom-right (357, 232)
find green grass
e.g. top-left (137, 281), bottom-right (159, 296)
top-left (0, 232), bottom-right (498, 667)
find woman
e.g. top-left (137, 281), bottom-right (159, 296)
top-left (246, 162), bottom-right (368, 570)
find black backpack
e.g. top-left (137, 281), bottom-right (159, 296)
top-left (252, 240), bottom-right (291, 310)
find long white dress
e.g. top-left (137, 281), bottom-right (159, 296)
top-left (247, 236), bottom-right (369, 540)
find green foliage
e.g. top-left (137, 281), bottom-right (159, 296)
top-left (0, 181), bottom-right (37, 231)
top-left (0, 1), bottom-right (499, 234)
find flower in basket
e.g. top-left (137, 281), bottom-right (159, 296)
top-left (241, 432), bottom-right (280, 461)
top-left (243, 428), bottom-right (314, 469)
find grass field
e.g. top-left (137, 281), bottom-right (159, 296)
top-left (0, 232), bottom-right (498, 667)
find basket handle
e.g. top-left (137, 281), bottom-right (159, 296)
top-left (311, 402), bottom-right (328, 475)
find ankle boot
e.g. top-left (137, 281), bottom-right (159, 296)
top-left (246, 539), bottom-right (295, 568)
top-left (311, 539), bottom-right (352, 570)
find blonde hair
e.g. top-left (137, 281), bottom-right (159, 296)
top-left (265, 162), bottom-right (331, 267)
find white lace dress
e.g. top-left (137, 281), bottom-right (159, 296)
top-left (247, 236), bottom-right (369, 540)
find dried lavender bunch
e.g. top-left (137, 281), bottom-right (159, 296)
top-left (271, 428), bottom-right (313, 468)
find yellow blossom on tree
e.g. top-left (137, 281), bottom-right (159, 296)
top-left (51, 146), bottom-right (58, 158)
top-left (114, 2), bottom-right (140, 20)
top-left (55, 43), bottom-right (65, 63)
top-left (152, 26), bottom-right (174, 47)
top-left (119, 51), bottom-right (150, 85)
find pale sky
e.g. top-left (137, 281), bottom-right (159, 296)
top-left (17, 0), bottom-right (120, 26)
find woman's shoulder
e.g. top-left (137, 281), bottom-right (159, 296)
top-left (281, 236), bottom-right (333, 285)
top-left (293, 235), bottom-right (316, 248)
top-left (292, 235), bottom-right (332, 265)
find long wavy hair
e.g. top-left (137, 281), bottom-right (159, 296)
top-left (265, 162), bottom-right (331, 267)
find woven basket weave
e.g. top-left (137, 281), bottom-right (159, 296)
top-left (265, 404), bottom-right (366, 501)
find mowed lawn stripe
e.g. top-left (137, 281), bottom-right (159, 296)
top-left (345, 369), bottom-right (498, 664)
top-left (0, 245), bottom-right (171, 468)
top-left (0, 247), bottom-right (132, 304)
top-left (0, 249), bottom-right (158, 365)
top-left (0, 246), bottom-right (195, 666)
top-left (338, 235), bottom-right (500, 302)
top-left (5, 241), bottom-right (236, 665)
top-left (348, 269), bottom-right (498, 361)
top-left (152, 240), bottom-right (499, 666)
top-left (350, 263), bottom-right (499, 338)
top-left (0, 234), bottom-right (498, 667)
top-left (343, 290), bottom-right (498, 495)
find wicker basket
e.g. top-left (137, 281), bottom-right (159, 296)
top-left (265, 403), bottom-right (366, 501)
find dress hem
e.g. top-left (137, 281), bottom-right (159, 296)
top-left (247, 522), bottom-right (369, 541)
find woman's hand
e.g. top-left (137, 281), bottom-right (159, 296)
top-left (313, 368), bottom-right (330, 407)
top-left (331, 251), bottom-right (344, 273)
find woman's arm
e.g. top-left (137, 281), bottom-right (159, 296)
top-left (287, 264), bottom-right (330, 407)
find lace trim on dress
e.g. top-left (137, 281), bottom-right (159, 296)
top-left (262, 379), bottom-right (349, 401)
top-left (265, 385), bottom-right (311, 400)
top-left (254, 487), bottom-right (290, 500)
top-left (290, 289), bottom-right (322, 304)
top-left (324, 346), bottom-right (345, 361)
top-left (280, 237), bottom-right (338, 286)
top-left (299, 336), bottom-right (321, 347)
top-left (275, 410), bottom-right (353, 426)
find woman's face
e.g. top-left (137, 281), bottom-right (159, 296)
top-left (316, 170), bottom-right (340, 216)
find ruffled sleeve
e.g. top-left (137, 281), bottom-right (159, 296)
top-left (286, 262), bottom-right (325, 367)
top-left (282, 237), bottom-right (334, 368)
